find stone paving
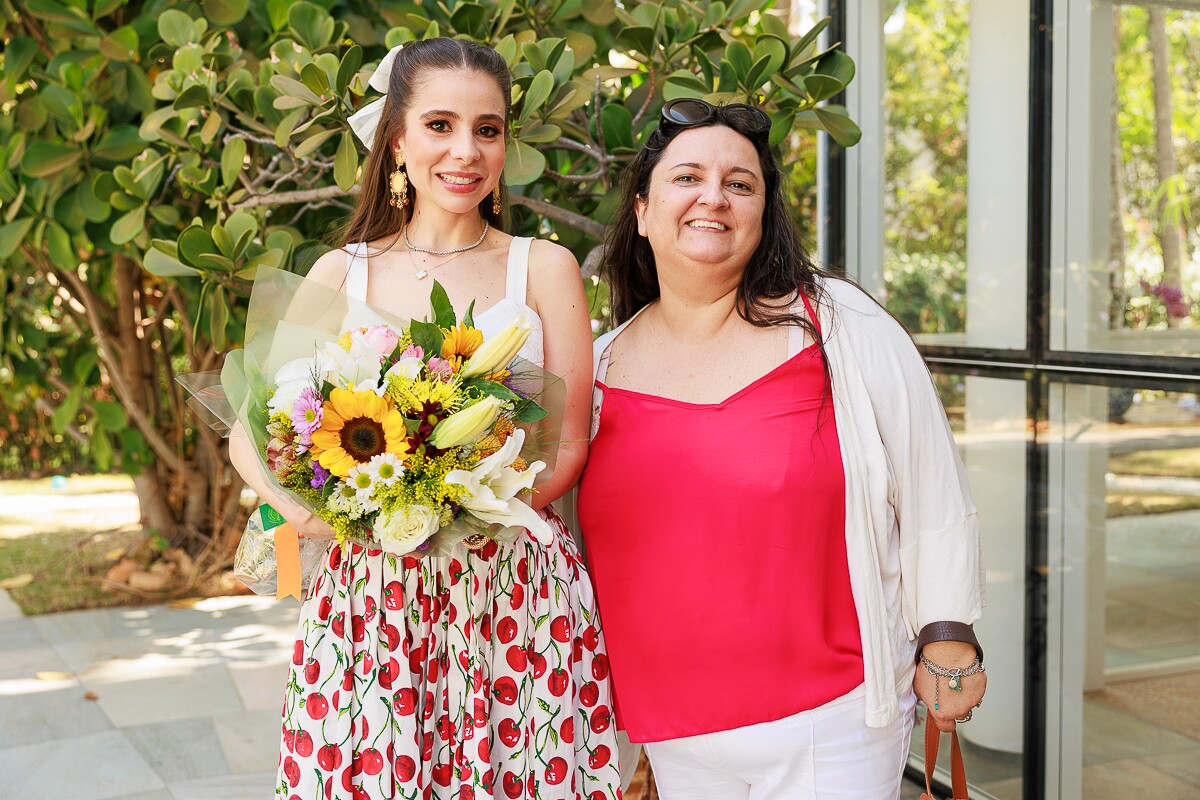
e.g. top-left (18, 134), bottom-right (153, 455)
top-left (0, 588), bottom-right (298, 800)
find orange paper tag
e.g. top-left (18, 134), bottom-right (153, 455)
top-left (274, 522), bottom-right (302, 601)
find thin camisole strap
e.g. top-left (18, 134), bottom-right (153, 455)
top-left (801, 292), bottom-right (821, 334)
top-left (788, 291), bottom-right (822, 357)
top-left (505, 237), bottom-right (534, 304)
top-left (344, 242), bottom-right (369, 302)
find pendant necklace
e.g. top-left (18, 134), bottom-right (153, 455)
top-left (404, 222), bottom-right (489, 279)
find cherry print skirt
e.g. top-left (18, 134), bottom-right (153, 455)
top-left (275, 507), bottom-right (623, 800)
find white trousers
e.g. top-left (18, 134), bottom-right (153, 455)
top-left (642, 684), bottom-right (917, 800)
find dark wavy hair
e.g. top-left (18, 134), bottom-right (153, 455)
top-left (339, 38), bottom-right (511, 248)
top-left (601, 107), bottom-right (825, 347)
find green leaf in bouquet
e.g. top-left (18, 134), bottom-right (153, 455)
top-left (513, 398), bottom-right (548, 424)
top-left (463, 299), bottom-right (476, 330)
top-left (409, 320), bottom-right (444, 359)
top-left (428, 280), bottom-right (456, 330)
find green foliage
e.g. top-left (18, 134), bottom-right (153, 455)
top-left (0, 0), bottom-right (858, 545)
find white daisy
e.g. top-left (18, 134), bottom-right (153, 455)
top-left (367, 452), bottom-right (404, 486)
top-left (347, 464), bottom-right (377, 500)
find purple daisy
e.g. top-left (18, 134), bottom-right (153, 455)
top-left (290, 388), bottom-right (324, 436)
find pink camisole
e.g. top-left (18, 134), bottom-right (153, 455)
top-left (576, 297), bottom-right (864, 743)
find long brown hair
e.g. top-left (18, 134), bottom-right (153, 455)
top-left (601, 109), bottom-right (823, 347)
top-left (340, 38), bottom-right (512, 248)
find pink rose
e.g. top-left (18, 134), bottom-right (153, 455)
top-left (362, 325), bottom-right (400, 359)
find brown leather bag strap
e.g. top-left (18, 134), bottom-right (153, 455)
top-left (920, 715), bottom-right (969, 800)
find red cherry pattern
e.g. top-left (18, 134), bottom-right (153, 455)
top-left (274, 510), bottom-right (624, 798)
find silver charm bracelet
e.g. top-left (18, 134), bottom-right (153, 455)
top-left (920, 653), bottom-right (985, 720)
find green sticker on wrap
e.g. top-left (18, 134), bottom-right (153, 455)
top-left (259, 503), bottom-right (286, 529)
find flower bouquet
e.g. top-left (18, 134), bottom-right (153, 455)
top-left (182, 266), bottom-right (564, 564)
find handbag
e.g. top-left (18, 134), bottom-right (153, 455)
top-left (233, 504), bottom-right (327, 598)
top-left (920, 714), bottom-right (970, 800)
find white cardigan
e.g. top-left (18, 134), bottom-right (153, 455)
top-left (582, 275), bottom-right (985, 729)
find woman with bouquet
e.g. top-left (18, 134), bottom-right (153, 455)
top-left (228, 38), bottom-right (622, 800)
top-left (575, 99), bottom-right (987, 798)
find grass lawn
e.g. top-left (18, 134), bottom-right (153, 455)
top-left (1107, 492), bottom-right (1200, 518)
top-left (1108, 448), bottom-right (1200, 479)
top-left (0, 525), bottom-right (151, 615)
top-left (0, 473), bottom-right (134, 496)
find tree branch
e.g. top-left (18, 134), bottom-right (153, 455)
top-left (509, 195), bottom-right (607, 240)
top-left (548, 137), bottom-right (604, 160)
top-left (16, 7), bottom-right (55, 58)
top-left (23, 245), bottom-right (192, 476)
top-left (545, 168), bottom-right (607, 184)
top-left (231, 183), bottom-right (361, 210)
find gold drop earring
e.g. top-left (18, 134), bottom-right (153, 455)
top-left (389, 153), bottom-right (409, 208)
top-left (492, 185), bottom-right (502, 216)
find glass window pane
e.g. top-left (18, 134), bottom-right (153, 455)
top-left (906, 372), bottom-right (1028, 799)
top-left (1052, 3), bottom-right (1200, 356)
top-left (883, 0), bottom-right (1028, 350)
top-left (1047, 382), bottom-right (1200, 796)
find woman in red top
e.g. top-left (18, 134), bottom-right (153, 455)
top-left (576, 100), bottom-right (987, 799)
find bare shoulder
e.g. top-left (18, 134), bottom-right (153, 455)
top-left (527, 239), bottom-right (584, 310)
top-left (305, 247), bottom-right (350, 291)
top-left (528, 238), bottom-right (581, 274)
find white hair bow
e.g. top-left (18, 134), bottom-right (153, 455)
top-left (347, 44), bottom-right (404, 149)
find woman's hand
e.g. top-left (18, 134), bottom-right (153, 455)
top-left (913, 641), bottom-right (987, 732)
top-left (274, 495), bottom-right (338, 541)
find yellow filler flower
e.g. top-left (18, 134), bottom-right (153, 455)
top-left (309, 388), bottom-right (409, 477)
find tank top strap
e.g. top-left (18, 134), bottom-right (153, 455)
top-left (344, 242), bottom-right (368, 302)
top-left (505, 237), bottom-right (534, 304)
top-left (788, 291), bottom-right (822, 358)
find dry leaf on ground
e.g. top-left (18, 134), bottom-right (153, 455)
top-left (83, 691), bottom-right (99, 701)
top-left (0, 573), bottom-right (34, 590)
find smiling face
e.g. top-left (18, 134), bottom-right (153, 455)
top-left (634, 125), bottom-right (767, 277)
top-left (394, 68), bottom-right (507, 217)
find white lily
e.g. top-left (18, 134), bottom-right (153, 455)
top-left (322, 330), bottom-right (385, 393)
top-left (268, 352), bottom-right (334, 414)
top-left (443, 428), bottom-right (551, 545)
top-left (384, 356), bottom-right (424, 382)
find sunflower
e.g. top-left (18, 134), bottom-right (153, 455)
top-left (309, 388), bottom-right (409, 477)
top-left (441, 323), bottom-right (484, 371)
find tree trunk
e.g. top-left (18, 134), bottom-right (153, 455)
top-left (1147, 7), bottom-right (1187, 326)
top-left (1108, 9), bottom-right (1127, 330)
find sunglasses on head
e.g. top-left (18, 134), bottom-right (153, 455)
top-left (660, 98), bottom-right (772, 138)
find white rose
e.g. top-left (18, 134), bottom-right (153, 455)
top-left (375, 505), bottom-right (440, 554)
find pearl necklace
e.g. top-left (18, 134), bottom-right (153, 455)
top-left (400, 221), bottom-right (489, 262)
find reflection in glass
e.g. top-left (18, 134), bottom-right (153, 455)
top-left (883, 0), bottom-right (1028, 350)
top-left (1050, 384), bottom-right (1200, 797)
top-left (1056, 3), bottom-right (1200, 356)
